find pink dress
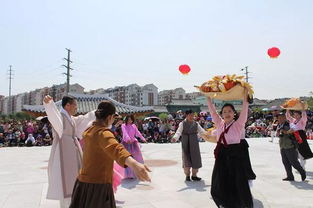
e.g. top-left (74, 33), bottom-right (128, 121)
top-left (112, 163), bottom-right (125, 193)
top-left (207, 99), bottom-right (249, 144)
top-left (121, 123), bottom-right (146, 178)
top-left (208, 98), bottom-right (255, 208)
top-left (286, 110), bottom-right (307, 131)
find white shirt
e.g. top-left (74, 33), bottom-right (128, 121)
top-left (25, 136), bottom-right (36, 144)
top-left (173, 120), bottom-right (207, 140)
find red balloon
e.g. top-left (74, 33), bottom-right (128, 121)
top-left (267, 47), bottom-right (280, 58)
top-left (179, 65), bottom-right (191, 75)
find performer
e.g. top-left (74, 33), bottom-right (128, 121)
top-left (172, 110), bottom-right (207, 182)
top-left (77, 118), bottom-right (124, 194)
top-left (286, 108), bottom-right (313, 170)
top-left (276, 113), bottom-right (306, 181)
top-left (70, 101), bottom-right (151, 208)
top-left (43, 95), bottom-right (96, 208)
top-left (207, 91), bottom-right (256, 208)
top-left (269, 119), bottom-right (278, 143)
top-left (121, 115), bottom-right (147, 179)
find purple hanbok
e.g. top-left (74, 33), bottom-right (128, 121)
top-left (121, 124), bottom-right (146, 178)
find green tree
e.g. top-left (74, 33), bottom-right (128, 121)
top-left (158, 113), bottom-right (168, 121)
top-left (308, 97), bottom-right (313, 110)
top-left (252, 107), bottom-right (262, 113)
top-left (136, 115), bottom-right (145, 121)
top-left (307, 91), bottom-right (313, 110)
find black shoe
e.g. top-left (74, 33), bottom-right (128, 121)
top-left (282, 177), bottom-right (294, 181)
top-left (301, 172), bottom-right (306, 181)
top-left (191, 176), bottom-right (202, 181)
top-left (185, 176), bottom-right (191, 181)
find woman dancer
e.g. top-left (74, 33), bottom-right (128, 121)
top-left (121, 115), bottom-right (147, 179)
top-left (286, 108), bottom-right (313, 170)
top-left (207, 90), bottom-right (256, 208)
top-left (70, 101), bottom-right (151, 208)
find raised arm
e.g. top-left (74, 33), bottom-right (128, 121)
top-left (43, 96), bottom-right (63, 138)
top-left (236, 98), bottom-right (249, 128)
top-left (207, 97), bottom-right (222, 126)
top-left (300, 110), bottom-right (308, 126)
top-left (286, 110), bottom-right (295, 123)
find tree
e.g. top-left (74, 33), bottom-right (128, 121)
top-left (252, 107), bottom-right (262, 113)
top-left (1, 112), bottom-right (34, 121)
top-left (306, 91), bottom-right (313, 110)
top-left (158, 113), bottom-right (168, 121)
top-left (308, 96), bottom-right (313, 110)
top-left (136, 115), bottom-right (145, 121)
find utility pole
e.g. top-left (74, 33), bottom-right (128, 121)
top-left (8, 65), bottom-right (13, 113)
top-left (51, 85), bottom-right (56, 101)
top-left (241, 66), bottom-right (250, 83)
top-left (62, 48), bottom-right (73, 95)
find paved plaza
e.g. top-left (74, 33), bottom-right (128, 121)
top-left (0, 138), bottom-right (312, 208)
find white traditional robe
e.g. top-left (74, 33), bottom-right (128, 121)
top-left (44, 100), bottom-right (95, 200)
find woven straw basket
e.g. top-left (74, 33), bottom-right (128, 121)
top-left (197, 84), bottom-right (245, 101)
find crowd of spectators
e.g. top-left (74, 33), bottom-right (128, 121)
top-left (0, 120), bottom-right (53, 147)
top-left (1, 109), bottom-right (312, 147)
top-left (245, 110), bottom-right (313, 138)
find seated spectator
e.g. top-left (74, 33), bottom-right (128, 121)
top-left (25, 134), bottom-right (36, 147)
top-left (0, 124), bottom-right (4, 134)
top-left (7, 129), bottom-right (17, 146)
top-left (14, 130), bottom-right (22, 144)
top-left (43, 134), bottom-right (52, 146)
top-left (0, 133), bottom-right (6, 147)
top-left (18, 132), bottom-right (26, 146)
top-left (26, 123), bottom-right (34, 136)
top-left (36, 135), bottom-right (44, 146)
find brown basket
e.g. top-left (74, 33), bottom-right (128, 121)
top-left (196, 84), bottom-right (245, 101)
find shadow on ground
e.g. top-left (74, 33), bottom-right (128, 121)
top-left (290, 180), bottom-right (313, 190)
top-left (177, 180), bottom-right (210, 192)
top-left (254, 198), bottom-right (265, 208)
top-left (121, 179), bottom-right (154, 191)
top-left (306, 171), bottom-right (313, 180)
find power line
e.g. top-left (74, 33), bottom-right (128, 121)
top-left (62, 48), bottom-right (73, 95)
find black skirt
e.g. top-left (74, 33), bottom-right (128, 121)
top-left (70, 180), bottom-right (116, 208)
top-left (298, 130), bottom-right (313, 160)
top-left (211, 139), bottom-right (256, 208)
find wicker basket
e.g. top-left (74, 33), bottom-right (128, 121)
top-left (281, 102), bottom-right (308, 110)
top-left (196, 84), bottom-right (245, 101)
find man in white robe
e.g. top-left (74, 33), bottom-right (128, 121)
top-left (43, 95), bottom-right (95, 208)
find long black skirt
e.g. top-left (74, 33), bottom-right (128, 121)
top-left (69, 180), bottom-right (116, 208)
top-left (211, 139), bottom-right (256, 208)
top-left (297, 130), bottom-right (313, 160)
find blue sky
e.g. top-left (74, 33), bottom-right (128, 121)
top-left (1, 0), bottom-right (312, 99)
